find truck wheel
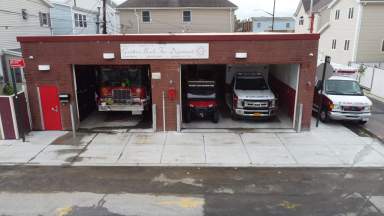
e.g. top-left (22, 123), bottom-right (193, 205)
top-left (319, 109), bottom-right (329, 123)
top-left (231, 111), bottom-right (239, 121)
top-left (185, 109), bottom-right (192, 123)
top-left (212, 110), bottom-right (219, 123)
top-left (358, 120), bottom-right (367, 125)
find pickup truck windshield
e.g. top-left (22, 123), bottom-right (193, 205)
top-left (325, 80), bottom-right (363, 96)
top-left (235, 78), bottom-right (268, 90)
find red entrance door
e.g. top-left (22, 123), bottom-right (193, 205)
top-left (39, 85), bottom-right (62, 130)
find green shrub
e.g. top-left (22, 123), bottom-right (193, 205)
top-left (3, 84), bottom-right (14, 95)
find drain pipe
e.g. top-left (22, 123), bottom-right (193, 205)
top-left (176, 104), bottom-right (181, 132)
top-left (70, 103), bottom-right (76, 138)
top-left (152, 104), bottom-right (156, 132)
top-left (162, 91), bottom-right (166, 132)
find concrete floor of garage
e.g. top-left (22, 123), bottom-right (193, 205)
top-left (1, 119), bottom-right (384, 167)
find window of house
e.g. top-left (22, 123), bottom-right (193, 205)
top-left (39, 12), bottom-right (50, 27)
top-left (257, 22), bottom-right (261, 28)
top-left (74, 13), bottom-right (87, 28)
top-left (335, 9), bottom-right (340, 20)
top-left (348, 8), bottom-right (354, 19)
top-left (332, 39), bottom-right (337, 49)
top-left (183, 10), bottom-right (191, 22)
top-left (21, 9), bottom-right (28, 20)
top-left (344, 40), bottom-right (350, 50)
top-left (142, 11), bottom-right (151, 23)
top-left (299, 16), bottom-right (304, 25)
top-left (286, 23), bottom-right (290, 28)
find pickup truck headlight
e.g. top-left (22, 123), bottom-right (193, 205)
top-left (271, 99), bottom-right (277, 108)
top-left (364, 106), bottom-right (371, 112)
top-left (237, 99), bottom-right (243, 108)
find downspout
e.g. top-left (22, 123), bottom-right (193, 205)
top-left (229, 8), bottom-right (233, 32)
top-left (309, 0), bottom-right (314, 33)
top-left (134, 9), bottom-right (140, 34)
top-left (352, 3), bottom-right (363, 63)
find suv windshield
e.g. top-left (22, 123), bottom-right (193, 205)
top-left (325, 80), bottom-right (363, 96)
top-left (235, 77), bottom-right (268, 90)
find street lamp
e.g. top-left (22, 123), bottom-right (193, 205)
top-left (253, 0), bottom-right (277, 32)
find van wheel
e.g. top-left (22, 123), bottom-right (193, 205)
top-left (319, 109), bottom-right (329, 123)
top-left (212, 110), bottom-right (219, 123)
top-left (359, 120), bottom-right (367, 125)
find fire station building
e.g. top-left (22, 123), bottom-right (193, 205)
top-left (17, 33), bottom-right (319, 132)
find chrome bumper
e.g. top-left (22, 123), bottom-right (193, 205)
top-left (235, 107), bottom-right (277, 117)
top-left (328, 111), bottom-right (371, 121)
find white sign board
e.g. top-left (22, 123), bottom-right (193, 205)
top-left (120, 43), bottom-right (209, 60)
top-left (152, 72), bottom-right (161, 80)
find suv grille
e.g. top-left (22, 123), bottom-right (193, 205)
top-left (342, 106), bottom-right (364, 112)
top-left (244, 100), bottom-right (269, 108)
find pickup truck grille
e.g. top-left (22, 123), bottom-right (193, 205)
top-left (244, 100), bottom-right (269, 108)
top-left (112, 89), bottom-right (131, 103)
top-left (342, 106), bottom-right (364, 112)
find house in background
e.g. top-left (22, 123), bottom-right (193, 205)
top-left (117, 0), bottom-right (238, 34)
top-left (252, 17), bottom-right (295, 33)
top-left (50, 0), bottom-right (120, 35)
top-left (294, 0), bottom-right (384, 65)
top-left (0, 0), bottom-right (53, 85)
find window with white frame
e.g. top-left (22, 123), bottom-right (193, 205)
top-left (348, 8), bottom-right (354, 19)
top-left (335, 9), bottom-right (340, 20)
top-left (299, 16), bottom-right (304, 25)
top-left (332, 39), bottom-right (337, 49)
top-left (286, 22), bottom-right (290, 28)
top-left (142, 11), bottom-right (151, 23)
top-left (183, 10), bottom-right (191, 22)
top-left (39, 12), bottom-right (50, 27)
top-left (344, 40), bottom-right (350, 50)
top-left (257, 22), bottom-right (261, 28)
top-left (74, 13), bottom-right (87, 28)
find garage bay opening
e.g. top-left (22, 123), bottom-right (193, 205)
top-left (181, 64), bottom-right (300, 130)
top-left (74, 65), bottom-right (152, 131)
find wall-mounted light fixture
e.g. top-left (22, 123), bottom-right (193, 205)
top-left (103, 53), bottom-right (115, 60)
top-left (235, 52), bottom-right (247, 59)
top-left (38, 65), bottom-right (50, 71)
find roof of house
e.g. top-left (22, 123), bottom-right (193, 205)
top-left (294, 0), bottom-right (332, 16)
top-left (117, 0), bottom-right (238, 9)
top-left (252, 17), bottom-right (295, 22)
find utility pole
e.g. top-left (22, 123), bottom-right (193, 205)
top-left (271, 0), bottom-right (276, 31)
top-left (102, 0), bottom-right (107, 34)
top-left (309, 0), bottom-right (314, 33)
top-left (96, 7), bottom-right (100, 34)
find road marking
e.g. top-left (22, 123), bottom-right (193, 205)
top-left (56, 207), bottom-right (73, 216)
top-left (279, 201), bottom-right (301, 209)
top-left (159, 198), bottom-right (204, 208)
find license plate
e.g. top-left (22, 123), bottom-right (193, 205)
top-left (253, 112), bottom-right (262, 117)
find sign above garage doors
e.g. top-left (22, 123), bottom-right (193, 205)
top-left (120, 43), bottom-right (209, 60)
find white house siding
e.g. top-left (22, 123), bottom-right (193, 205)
top-left (72, 8), bottom-right (98, 35)
top-left (119, 8), bottom-right (234, 34)
top-left (294, 5), bottom-right (309, 33)
top-left (51, 4), bottom-right (73, 35)
top-left (356, 4), bottom-right (384, 63)
top-left (318, 0), bottom-right (358, 64)
top-left (316, 7), bottom-right (330, 31)
top-left (0, 0), bottom-right (52, 50)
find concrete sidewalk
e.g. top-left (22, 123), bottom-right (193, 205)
top-left (1, 121), bottom-right (384, 167)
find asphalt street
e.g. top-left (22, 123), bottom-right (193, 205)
top-left (0, 166), bottom-right (384, 216)
top-left (344, 97), bottom-right (384, 142)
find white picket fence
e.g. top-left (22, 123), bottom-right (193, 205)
top-left (354, 63), bottom-right (384, 99)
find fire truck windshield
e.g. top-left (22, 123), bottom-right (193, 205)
top-left (100, 67), bottom-right (143, 87)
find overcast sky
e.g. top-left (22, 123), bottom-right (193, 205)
top-left (113, 0), bottom-right (301, 20)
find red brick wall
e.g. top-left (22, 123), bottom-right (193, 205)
top-left (19, 35), bottom-right (318, 131)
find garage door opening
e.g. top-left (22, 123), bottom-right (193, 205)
top-left (74, 65), bottom-right (152, 131)
top-left (180, 64), bottom-right (300, 130)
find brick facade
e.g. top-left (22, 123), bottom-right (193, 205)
top-left (18, 34), bottom-right (319, 131)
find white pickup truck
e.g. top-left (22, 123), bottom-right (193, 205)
top-left (314, 63), bottom-right (372, 124)
top-left (226, 73), bottom-right (278, 119)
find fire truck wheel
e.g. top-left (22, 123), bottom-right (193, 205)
top-left (212, 110), bottom-right (219, 123)
top-left (185, 109), bottom-right (192, 123)
top-left (320, 109), bottom-right (329, 123)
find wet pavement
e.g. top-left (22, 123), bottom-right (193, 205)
top-left (0, 166), bottom-right (384, 215)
